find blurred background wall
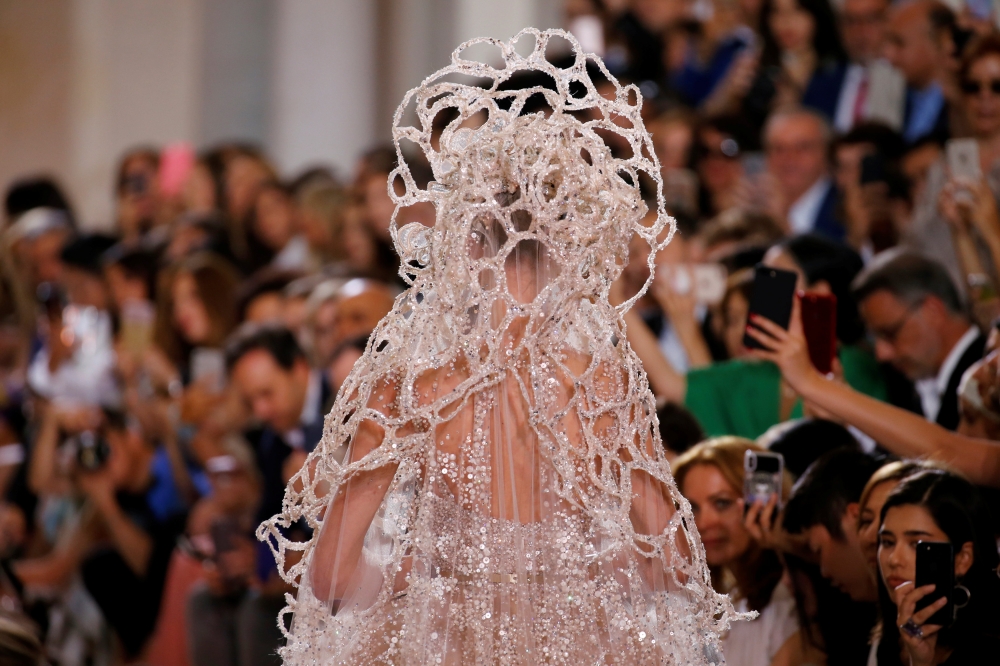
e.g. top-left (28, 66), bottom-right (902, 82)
top-left (0, 0), bottom-right (560, 230)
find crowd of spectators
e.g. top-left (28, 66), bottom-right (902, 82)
top-left (1, 0), bottom-right (1000, 664)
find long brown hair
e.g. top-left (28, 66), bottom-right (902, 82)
top-left (155, 251), bottom-right (241, 365)
top-left (673, 437), bottom-right (793, 612)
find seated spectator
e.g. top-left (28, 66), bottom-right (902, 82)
top-left (884, 0), bottom-right (955, 145)
top-left (114, 147), bottom-right (162, 241)
top-left (782, 448), bottom-right (882, 603)
top-left (324, 278), bottom-right (396, 350)
top-left (249, 181), bottom-right (310, 272)
top-left (697, 208), bottom-right (786, 267)
top-left (875, 469), bottom-right (1000, 664)
top-left (224, 324), bottom-right (330, 529)
top-left (933, 36), bottom-right (1000, 326)
top-left (101, 243), bottom-right (160, 316)
top-left (27, 234), bottom-right (119, 408)
top-left (4, 206), bottom-right (73, 293)
top-left (295, 179), bottom-right (349, 270)
top-left (673, 437), bottom-right (806, 666)
top-left (327, 334), bottom-right (369, 399)
top-left (747, 448), bottom-right (881, 666)
top-left (833, 0), bottom-right (893, 134)
top-left (856, 460), bottom-right (939, 578)
top-left (760, 108), bottom-right (844, 240)
top-left (692, 117), bottom-right (759, 217)
top-left (742, 0), bottom-right (848, 127)
top-left (76, 409), bottom-right (189, 658)
top-left (237, 268), bottom-right (304, 326)
top-left (852, 251), bottom-right (985, 430)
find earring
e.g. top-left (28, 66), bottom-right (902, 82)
top-left (953, 583), bottom-right (971, 612)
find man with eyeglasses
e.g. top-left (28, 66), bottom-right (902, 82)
top-left (833, 0), bottom-right (897, 133)
top-left (852, 251), bottom-right (985, 430)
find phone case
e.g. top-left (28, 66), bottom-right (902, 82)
top-left (743, 450), bottom-right (784, 508)
top-left (801, 293), bottom-right (837, 375)
top-left (915, 541), bottom-right (954, 627)
top-left (743, 265), bottom-right (798, 350)
top-left (946, 138), bottom-right (982, 181)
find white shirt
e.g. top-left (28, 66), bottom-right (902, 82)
top-left (722, 579), bottom-right (800, 666)
top-left (787, 177), bottom-right (832, 235)
top-left (657, 304), bottom-right (707, 374)
top-left (834, 63), bottom-right (867, 133)
top-left (914, 326), bottom-right (980, 423)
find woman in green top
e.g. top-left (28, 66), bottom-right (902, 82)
top-left (627, 234), bottom-right (886, 439)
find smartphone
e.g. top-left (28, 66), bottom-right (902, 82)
top-left (120, 299), bottom-right (155, 355)
top-left (915, 541), bottom-right (955, 627)
top-left (946, 138), bottom-right (982, 181)
top-left (190, 347), bottom-right (227, 394)
top-left (801, 293), bottom-right (837, 375)
top-left (744, 449), bottom-right (784, 508)
top-left (667, 263), bottom-right (727, 305)
top-left (859, 154), bottom-right (886, 185)
top-left (865, 61), bottom-right (906, 131)
top-left (743, 265), bottom-right (798, 350)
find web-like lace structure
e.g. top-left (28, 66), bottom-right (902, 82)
top-left (259, 28), bottom-right (744, 665)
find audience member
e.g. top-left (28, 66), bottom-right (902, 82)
top-left (852, 251), bottom-right (984, 429)
top-left (673, 437), bottom-right (808, 666)
top-left (875, 469), bottom-right (1000, 664)
top-left (834, 0), bottom-right (892, 133)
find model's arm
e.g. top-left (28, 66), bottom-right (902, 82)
top-left (745, 298), bottom-right (1000, 487)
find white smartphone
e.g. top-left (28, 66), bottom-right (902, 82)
top-left (864, 61), bottom-right (906, 132)
top-left (668, 264), bottom-right (727, 305)
top-left (190, 347), bottom-right (227, 394)
top-left (946, 138), bottom-right (982, 181)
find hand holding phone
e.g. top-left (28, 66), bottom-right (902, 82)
top-left (744, 450), bottom-right (784, 509)
top-left (743, 265), bottom-right (798, 350)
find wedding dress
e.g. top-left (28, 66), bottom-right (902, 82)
top-left (258, 28), bottom-right (744, 665)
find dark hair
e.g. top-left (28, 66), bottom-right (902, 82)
top-left (876, 470), bottom-right (1000, 665)
top-left (102, 244), bottom-right (161, 301)
top-left (60, 234), bottom-right (118, 276)
top-left (851, 250), bottom-right (964, 314)
top-left (760, 0), bottom-right (846, 67)
top-left (656, 402), bottom-right (705, 455)
top-left (115, 146), bottom-right (160, 195)
top-left (780, 234), bottom-right (867, 344)
top-left (959, 33), bottom-right (1000, 85)
top-left (834, 122), bottom-right (906, 162)
top-left (4, 177), bottom-right (76, 225)
top-left (236, 267), bottom-right (304, 322)
top-left (225, 323), bottom-right (306, 373)
top-left (762, 418), bottom-right (861, 478)
top-left (784, 448), bottom-right (881, 539)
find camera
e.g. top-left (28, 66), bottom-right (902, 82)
top-left (71, 430), bottom-right (111, 472)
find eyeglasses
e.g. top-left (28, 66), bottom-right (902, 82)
top-left (871, 298), bottom-right (924, 344)
top-left (961, 79), bottom-right (1000, 96)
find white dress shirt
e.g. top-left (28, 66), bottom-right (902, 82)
top-left (787, 177), bottom-right (833, 235)
top-left (834, 63), bottom-right (867, 133)
top-left (914, 326), bottom-right (980, 423)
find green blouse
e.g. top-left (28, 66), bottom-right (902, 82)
top-left (684, 345), bottom-right (887, 440)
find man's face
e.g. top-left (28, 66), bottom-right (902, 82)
top-left (884, 3), bottom-right (939, 89)
top-left (806, 514), bottom-right (878, 602)
top-left (765, 115), bottom-right (829, 203)
top-left (232, 349), bottom-right (309, 433)
top-left (859, 289), bottom-right (943, 380)
top-left (841, 0), bottom-right (888, 64)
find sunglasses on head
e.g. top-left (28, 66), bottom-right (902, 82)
top-left (961, 79), bottom-right (1000, 95)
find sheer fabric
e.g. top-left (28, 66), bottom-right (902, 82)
top-left (258, 28), bottom-right (744, 665)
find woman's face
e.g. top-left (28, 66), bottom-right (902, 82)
top-left (878, 504), bottom-right (953, 607)
top-left (254, 188), bottom-right (296, 251)
top-left (722, 291), bottom-right (750, 359)
top-left (858, 480), bottom-right (897, 574)
top-left (681, 464), bottom-right (752, 567)
top-left (769, 0), bottom-right (815, 55)
top-left (172, 272), bottom-right (212, 345)
top-left (184, 163), bottom-right (217, 214)
top-left (696, 128), bottom-right (744, 196)
top-left (963, 54), bottom-right (1000, 139)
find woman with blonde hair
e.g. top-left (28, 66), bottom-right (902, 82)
top-left (673, 437), bottom-right (806, 666)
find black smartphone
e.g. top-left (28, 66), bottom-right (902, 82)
top-left (859, 153), bottom-right (886, 185)
top-left (743, 265), bottom-right (798, 350)
top-left (915, 541), bottom-right (954, 627)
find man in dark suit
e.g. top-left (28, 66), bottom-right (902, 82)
top-left (226, 323), bottom-right (331, 527)
top-left (764, 108), bottom-right (846, 242)
top-left (852, 251), bottom-right (984, 430)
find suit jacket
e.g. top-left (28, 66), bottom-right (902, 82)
top-left (935, 333), bottom-right (986, 431)
top-left (811, 184), bottom-right (846, 243)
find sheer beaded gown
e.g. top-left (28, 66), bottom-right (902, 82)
top-left (258, 29), bottom-right (745, 665)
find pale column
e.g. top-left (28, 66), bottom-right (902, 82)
top-left (270, 0), bottom-right (377, 178)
